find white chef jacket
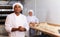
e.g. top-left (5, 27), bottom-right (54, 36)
top-left (27, 16), bottom-right (39, 23)
top-left (5, 13), bottom-right (29, 37)
top-left (25, 16), bottom-right (39, 37)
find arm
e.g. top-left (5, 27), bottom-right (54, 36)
top-left (18, 17), bottom-right (29, 32)
top-left (23, 17), bottom-right (29, 31)
top-left (18, 16), bottom-right (29, 32)
top-left (5, 15), bottom-right (18, 32)
top-left (5, 15), bottom-right (13, 32)
top-left (35, 16), bottom-right (39, 23)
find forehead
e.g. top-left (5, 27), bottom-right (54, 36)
top-left (14, 4), bottom-right (21, 7)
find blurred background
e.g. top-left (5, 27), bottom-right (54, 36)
top-left (0, 0), bottom-right (60, 37)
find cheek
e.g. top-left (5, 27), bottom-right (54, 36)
top-left (14, 8), bottom-right (17, 11)
top-left (18, 8), bottom-right (21, 11)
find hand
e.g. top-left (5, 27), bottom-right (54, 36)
top-left (11, 28), bottom-right (18, 32)
top-left (30, 22), bottom-right (35, 27)
top-left (18, 26), bottom-right (26, 32)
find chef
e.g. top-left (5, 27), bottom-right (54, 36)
top-left (27, 10), bottom-right (39, 37)
top-left (27, 10), bottom-right (39, 25)
top-left (5, 2), bottom-right (29, 37)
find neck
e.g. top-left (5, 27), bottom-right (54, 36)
top-left (15, 12), bottom-right (20, 16)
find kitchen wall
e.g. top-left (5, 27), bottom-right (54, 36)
top-left (23, 0), bottom-right (60, 24)
top-left (23, 0), bottom-right (48, 22)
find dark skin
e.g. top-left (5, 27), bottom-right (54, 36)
top-left (18, 26), bottom-right (26, 32)
top-left (11, 4), bottom-right (26, 32)
top-left (29, 12), bottom-right (32, 16)
top-left (12, 26), bottom-right (26, 32)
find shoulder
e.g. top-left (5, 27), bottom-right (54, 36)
top-left (27, 16), bottom-right (29, 17)
top-left (33, 16), bottom-right (38, 19)
top-left (7, 13), bottom-right (14, 18)
top-left (33, 16), bottom-right (36, 18)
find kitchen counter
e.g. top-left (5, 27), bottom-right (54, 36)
top-left (30, 22), bottom-right (60, 37)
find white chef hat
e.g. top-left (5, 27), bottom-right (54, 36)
top-left (28, 10), bottom-right (34, 15)
top-left (13, 2), bottom-right (23, 10)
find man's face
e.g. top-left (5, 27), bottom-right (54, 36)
top-left (14, 4), bottom-right (22, 13)
top-left (29, 12), bottom-right (32, 16)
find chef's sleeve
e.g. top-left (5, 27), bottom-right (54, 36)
top-left (5, 15), bottom-right (13, 33)
top-left (24, 17), bottom-right (29, 31)
top-left (35, 16), bottom-right (39, 23)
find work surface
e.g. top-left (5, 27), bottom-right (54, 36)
top-left (30, 22), bottom-right (60, 37)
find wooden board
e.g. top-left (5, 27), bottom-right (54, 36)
top-left (30, 22), bottom-right (60, 37)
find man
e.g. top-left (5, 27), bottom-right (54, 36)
top-left (27, 10), bottom-right (39, 37)
top-left (5, 2), bottom-right (29, 37)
